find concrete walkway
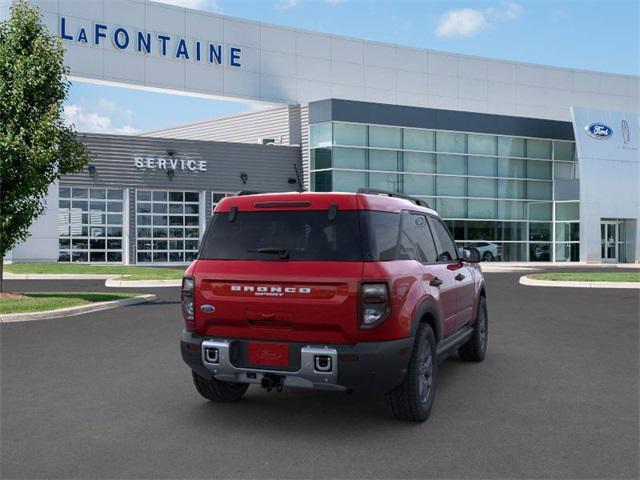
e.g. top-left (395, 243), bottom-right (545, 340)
top-left (519, 275), bottom-right (640, 289)
top-left (3, 272), bottom-right (180, 288)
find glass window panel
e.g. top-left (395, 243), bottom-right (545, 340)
top-left (436, 131), bottom-right (466, 153)
top-left (468, 200), bottom-right (497, 219)
top-left (72, 238), bottom-right (88, 249)
top-left (528, 202), bottom-right (552, 221)
top-left (185, 204), bottom-right (199, 214)
top-left (107, 226), bottom-right (123, 237)
top-left (527, 181), bottom-right (552, 200)
top-left (59, 238), bottom-right (71, 249)
top-left (334, 170), bottom-right (366, 192)
top-left (556, 202), bottom-right (579, 221)
top-left (467, 221), bottom-right (497, 241)
top-left (72, 251), bottom-right (89, 262)
top-left (89, 201), bottom-right (105, 211)
top-left (107, 202), bottom-right (122, 213)
top-left (59, 200), bottom-right (70, 209)
top-left (90, 251), bottom-right (106, 262)
top-left (312, 171), bottom-right (332, 192)
top-left (153, 215), bottom-right (168, 226)
top-left (90, 189), bottom-right (106, 199)
top-left (555, 222), bottom-right (580, 242)
top-left (530, 222), bottom-right (552, 242)
top-left (311, 148), bottom-right (332, 170)
top-left (436, 154), bottom-right (466, 174)
top-left (169, 252), bottom-right (184, 262)
top-left (137, 252), bottom-right (152, 263)
top-left (185, 240), bottom-right (199, 250)
top-left (107, 189), bottom-right (123, 200)
top-left (137, 203), bottom-right (151, 214)
top-left (72, 200), bottom-right (88, 210)
top-left (498, 137), bottom-right (525, 157)
top-left (107, 239), bottom-right (122, 250)
top-left (153, 191), bottom-right (167, 202)
top-left (369, 150), bottom-right (398, 171)
top-left (527, 160), bottom-right (552, 180)
top-left (403, 174), bottom-right (434, 196)
top-left (436, 176), bottom-right (466, 197)
top-left (436, 198), bottom-right (466, 218)
top-left (445, 220), bottom-right (465, 241)
top-left (185, 192), bottom-right (199, 202)
top-left (186, 252), bottom-right (198, 261)
top-left (89, 227), bottom-right (105, 237)
top-left (153, 252), bottom-right (168, 262)
top-left (498, 179), bottom-right (525, 199)
top-left (404, 152), bottom-right (435, 173)
top-left (334, 123), bottom-right (367, 146)
top-left (369, 126), bottom-right (402, 149)
top-left (468, 156), bottom-right (497, 177)
top-left (137, 215), bottom-right (151, 225)
top-left (169, 240), bottom-right (185, 250)
top-left (529, 243), bottom-right (552, 261)
top-left (72, 188), bottom-right (88, 199)
top-left (526, 139), bottom-right (552, 159)
top-left (169, 204), bottom-right (183, 214)
top-left (137, 191), bottom-right (151, 201)
top-left (334, 147), bottom-right (366, 169)
top-left (153, 228), bottom-right (168, 238)
top-left (59, 187), bottom-right (71, 198)
top-left (185, 228), bottom-right (199, 238)
top-left (555, 242), bottom-right (579, 262)
top-left (499, 222), bottom-right (527, 241)
top-left (169, 216), bottom-right (184, 226)
top-left (498, 158), bottom-right (525, 178)
top-left (468, 178), bottom-right (496, 198)
top-left (185, 216), bottom-right (199, 226)
top-left (58, 251), bottom-right (71, 262)
top-left (89, 212), bottom-right (105, 225)
top-left (310, 122), bottom-right (332, 147)
top-left (404, 129), bottom-right (434, 151)
top-left (554, 162), bottom-right (579, 180)
top-left (370, 173), bottom-right (400, 192)
top-left (107, 251), bottom-right (122, 262)
top-left (153, 203), bottom-right (167, 214)
top-left (498, 201), bottom-right (525, 220)
top-left (153, 240), bottom-right (168, 250)
top-left (468, 134), bottom-right (497, 156)
top-left (169, 228), bottom-right (183, 238)
top-left (554, 141), bottom-right (576, 161)
top-left (498, 242), bottom-right (527, 261)
top-left (90, 239), bottom-right (106, 250)
top-left (169, 191), bottom-right (183, 202)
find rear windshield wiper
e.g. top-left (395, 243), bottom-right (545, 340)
top-left (248, 247), bottom-right (290, 259)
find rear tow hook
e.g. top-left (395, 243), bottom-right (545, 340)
top-left (261, 374), bottom-right (285, 392)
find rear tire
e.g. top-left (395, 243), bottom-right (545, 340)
top-left (386, 323), bottom-right (437, 422)
top-left (482, 251), bottom-right (494, 262)
top-left (192, 371), bottom-right (249, 402)
top-left (458, 296), bottom-right (488, 362)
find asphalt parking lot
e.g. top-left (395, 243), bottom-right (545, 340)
top-left (2, 268), bottom-right (639, 479)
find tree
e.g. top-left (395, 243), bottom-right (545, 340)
top-left (0, 1), bottom-right (90, 291)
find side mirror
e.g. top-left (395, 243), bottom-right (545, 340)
top-left (462, 247), bottom-right (481, 263)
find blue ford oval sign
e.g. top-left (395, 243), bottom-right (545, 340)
top-left (585, 123), bottom-right (613, 139)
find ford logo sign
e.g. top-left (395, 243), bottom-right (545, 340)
top-left (585, 123), bottom-right (613, 139)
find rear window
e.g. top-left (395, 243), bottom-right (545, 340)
top-left (199, 211), bottom-right (363, 261)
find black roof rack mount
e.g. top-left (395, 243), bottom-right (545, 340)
top-left (357, 188), bottom-right (431, 209)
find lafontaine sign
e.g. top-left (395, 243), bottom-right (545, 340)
top-left (134, 156), bottom-right (207, 172)
top-left (60, 17), bottom-right (242, 68)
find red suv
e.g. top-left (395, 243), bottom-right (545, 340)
top-left (181, 189), bottom-right (488, 422)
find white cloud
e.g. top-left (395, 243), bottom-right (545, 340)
top-left (324, 0), bottom-right (345, 4)
top-left (275, 0), bottom-right (298, 9)
top-left (64, 100), bottom-right (139, 135)
top-left (153, 0), bottom-right (222, 13)
top-left (435, 2), bottom-right (522, 38)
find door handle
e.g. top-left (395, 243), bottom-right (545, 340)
top-left (429, 277), bottom-right (443, 287)
top-left (455, 273), bottom-right (465, 281)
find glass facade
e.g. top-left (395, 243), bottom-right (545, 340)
top-left (135, 190), bottom-right (200, 263)
top-left (309, 122), bottom-right (579, 261)
top-left (58, 187), bottom-right (124, 263)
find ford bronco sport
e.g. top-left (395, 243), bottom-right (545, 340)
top-left (181, 189), bottom-right (488, 422)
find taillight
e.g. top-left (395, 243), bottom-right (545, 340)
top-left (360, 283), bottom-right (390, 329)
top-left (182, 276), bottom-right (195, 331)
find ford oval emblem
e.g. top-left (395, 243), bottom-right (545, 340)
top-left (585, 123), bottom-right (613, 139)
top-left (200, 304), bottom-right (215, 313)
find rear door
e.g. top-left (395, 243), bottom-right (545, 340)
top-left (193, 208), bottom-right (364, 344)
top-left (427, 216), bottom-right (475, 334)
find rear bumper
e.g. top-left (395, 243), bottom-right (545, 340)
top-left (181, 330), bottom-right (413, 393)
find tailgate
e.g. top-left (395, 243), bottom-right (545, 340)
top-left (193, 260), bottom-right (363, 344)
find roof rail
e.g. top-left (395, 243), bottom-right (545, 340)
top-left (357, 188), bottom-right (431, 209)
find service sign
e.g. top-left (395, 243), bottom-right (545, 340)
top-left (134, 156), bottom-right (207, 172)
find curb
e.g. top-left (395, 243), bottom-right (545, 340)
top-left (519, 275), bottom-right (640, 289)
top-left (0, 294), bottom-right (157, 324)
top-left (105, 279), bottom-right (181, 288)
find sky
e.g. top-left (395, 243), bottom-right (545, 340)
top-left (63, 0), bottom-right (640, 135)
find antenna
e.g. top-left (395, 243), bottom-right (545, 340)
top-left (293, 163), bottom-right (304, 193)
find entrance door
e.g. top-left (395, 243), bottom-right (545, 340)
top-left (601, 221), bottom-right (618, 263)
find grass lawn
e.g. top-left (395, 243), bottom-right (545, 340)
top-left (5, 263), bottom-right (184, 281)
top-left (0, 292), bottom-right (139, 315)
top-left (530, 272), bottom-right (640, 283)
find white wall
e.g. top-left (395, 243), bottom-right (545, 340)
top-left (571, 108), bottom-right (640, 263)
top-left (9, 183), bottom-right (60, 262)
top-left (21, 0), bottom-right (640, 122)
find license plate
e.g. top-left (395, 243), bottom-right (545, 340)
top-left (248, 342), bottom-right (289, 367)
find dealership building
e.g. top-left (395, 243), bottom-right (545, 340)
top-left (4, 0), bottom-right (639, 264)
